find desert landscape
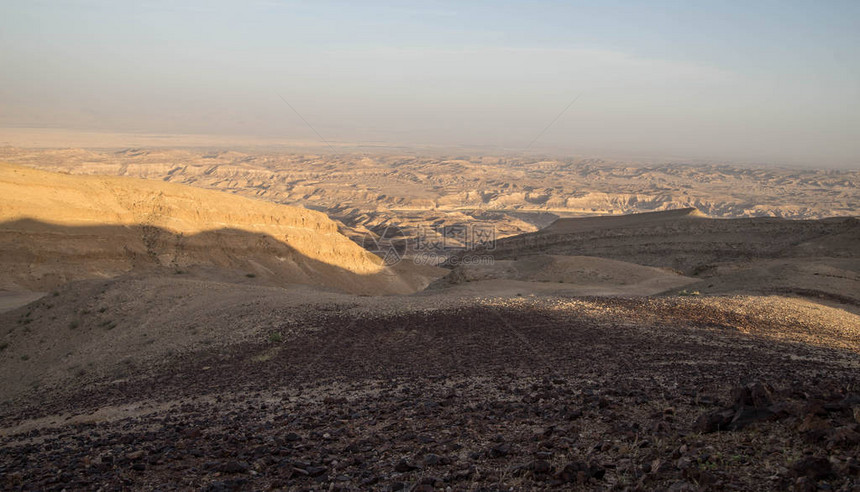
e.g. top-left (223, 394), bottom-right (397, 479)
top-left (0, 147), bottom-right (856, 251)
top-left (2, 1), bottom-right (859, 490)
top-left (0, 151), bottom-right (857, 491)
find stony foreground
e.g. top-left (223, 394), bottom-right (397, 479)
top-left (1, 298), bottom-right (859, 491)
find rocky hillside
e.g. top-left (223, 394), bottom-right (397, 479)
top-left (443, 208), bottom-right (860, 306)
top-left (0, 163), bottom-right (439, 295)
top-left (474, 209), bottom-right (858, 271)
top-left (1, 292), bottom-right (858, 490)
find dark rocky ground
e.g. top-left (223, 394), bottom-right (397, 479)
top-left (1, 299), bottom-right (859, 491)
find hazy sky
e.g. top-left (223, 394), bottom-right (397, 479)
top-left (1, 1), bottom-right (858, 166)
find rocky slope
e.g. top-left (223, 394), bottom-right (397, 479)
top-left (440, 209), bottom-right (860, 306)
top-left (1, 291), bottom-right (858, 491)
top-left (0, 163), bottom-right (441, 295)
top-left (429, 254), bottom-right (700, 297)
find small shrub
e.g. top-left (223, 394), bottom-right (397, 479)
top-left (20, 354), bottom-right (29, 361)
top-left (98, 307), bottom-right (107, 313)
top-left (246, 273), bottom-right (257, 278)
top-left (269, 332), bottom-right (283, 343)
top-left (0, 342), bottom-right (8, 351)
top-left (52, 291), bottom-right (59, 297)
top-left (69, 320), bottom-right (79, 329)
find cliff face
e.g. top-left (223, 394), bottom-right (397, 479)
top-left (0, 163), bottom-right (438, 294)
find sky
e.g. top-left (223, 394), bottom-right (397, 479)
top-left (1, 0), bottom-right (858, 166)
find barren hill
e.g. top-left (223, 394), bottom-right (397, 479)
top-left (0, 163), bottom-right (441, 296)
top-left (429, 254), bottom-right (699, 297)
top-left (441, 208), bottom-right (860, 305)
top-left (539, 207), bottom-right (707, 234)
top-left (468, 208), bottom-right (858, 270)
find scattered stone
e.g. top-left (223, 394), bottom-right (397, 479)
top-left (791, 456), bottom-right (833, 480)
top-left (695, 381), bottom-right (788, 432)
top-left (555, 461), bottom-right (604, 483)
top-left (798, 414), bottom-right (830, 433)
top-left (2, 303), bottom-right (857, 491)
top-left (730, 405), bottom-right (775, 430)
top-left (693, 409), bottom-right (735, 433)
top-left (218, 461), bottom-right (249, 474)
top-left (827, 426), bottom-right (860, 447)
top-left (449, 466), bottom-right (475, 481)
top-left (204, 479), bottom-right (248, 492)
top-left (394, 460), bottom-right (419, 473)
top-left (667, 481), bottom-right (697, 492)
top-left (422, 453), bottom-right (440, 466)
top-left (489, 443), bottom-right (511, 458)
top-left (126, 450), bottom-right (145, 460)
top-left (531, 460), bottom-right (552, 474)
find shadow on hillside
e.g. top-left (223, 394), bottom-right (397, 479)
top-left (0, 218), bottom-right (430, 295)
top-left (467, 214), bottom-right (859, 273)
